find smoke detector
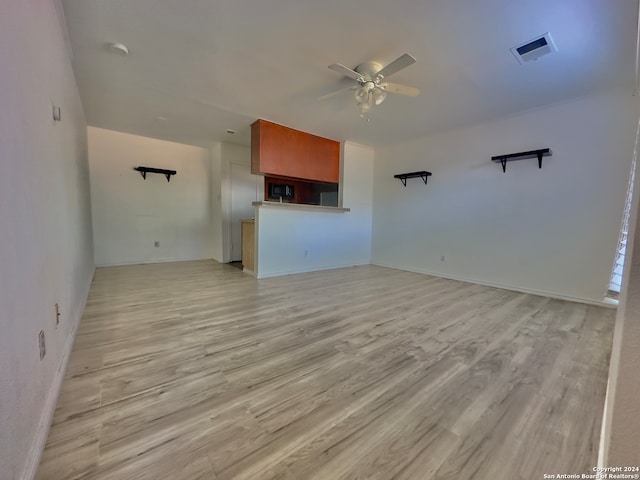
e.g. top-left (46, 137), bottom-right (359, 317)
top-left (510, 33), bottom-right (557, 64)
top-left (108, 42), bottom-right (129, 56)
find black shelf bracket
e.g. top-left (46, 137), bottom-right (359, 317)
top-left (394, 171), bottom-right (432, 187)
top-left (491, 148), bottom-right (551, 173)
top-left (134, 166), bottom-right (177, 182)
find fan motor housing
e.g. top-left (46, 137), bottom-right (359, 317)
top-left (355, 61), bottom-right (383, 80)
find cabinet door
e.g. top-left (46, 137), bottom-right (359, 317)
top-left (251, 120), bottom-right (339, 183)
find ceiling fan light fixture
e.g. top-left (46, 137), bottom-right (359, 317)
top-left (372, 87), bottom-right (387, 106)
top-left (360, 95), bottom-right (373, 115)
top-left (355, 86), bottom-right (368, 104)
top-left (355, 81), bottom-right (375, 103)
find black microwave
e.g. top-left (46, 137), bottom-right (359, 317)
top-left (268, 183), bottom-right (294, 199)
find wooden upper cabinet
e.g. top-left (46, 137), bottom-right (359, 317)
top-left (251, 119), bottom-right (340, 183)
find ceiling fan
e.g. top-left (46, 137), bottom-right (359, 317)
top-left (320, 53), bottom-right (420, 118)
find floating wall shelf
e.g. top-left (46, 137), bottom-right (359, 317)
top-left (134, 166), bottom-right (177, 182)
top-left (491, 148), bottom-right (551, 173)
top-left (394, 171), bottom-right (432, 187)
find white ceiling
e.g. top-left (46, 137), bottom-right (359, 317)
top-left (61, 0), bottom-right (637, 148)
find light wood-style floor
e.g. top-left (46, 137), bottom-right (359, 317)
top-left (36, 261), bottom-right (615, 480)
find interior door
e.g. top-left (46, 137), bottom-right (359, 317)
top-left (230, 162), bottom-right (258, 262)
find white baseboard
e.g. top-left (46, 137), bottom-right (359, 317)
top-left (372, 262), bottom-right (615, 308)
top-left (95, 256), bottom-right (214, 267)
top-left (255, 262), bottom-right (368, 279)
top-left (21, 267), bottom-right (95, 480)
top-left (242, 267), bottom-right (257, 278)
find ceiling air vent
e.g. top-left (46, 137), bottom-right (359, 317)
top-left (510, 32), bottom-right (557, 64)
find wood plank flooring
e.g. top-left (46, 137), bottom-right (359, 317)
top-left (35, 261), bottom-right (616, 480)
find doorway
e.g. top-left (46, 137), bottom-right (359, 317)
top-left (230, 162), bottom-right (259, 262)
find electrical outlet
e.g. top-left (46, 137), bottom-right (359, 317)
top-left (39, 331), bottom-right (46, 360)
top-left (154, 241), bottom-right (160, 247)
top-left (55, 303), bottom-right (60, 327)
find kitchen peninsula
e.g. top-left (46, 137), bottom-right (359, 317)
top-left (251, 201), bottom-right (350, 213)
top-left (243, 121), bottom-right (372, 279)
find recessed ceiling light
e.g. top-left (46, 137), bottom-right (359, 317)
top-left (108, 42), bottom-right (129, 56)
top-left (226, 129), bottom-right (236, 134)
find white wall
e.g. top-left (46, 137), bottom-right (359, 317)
top-left (372, 89), bottom-right (639, 304)
top-left (0, 1), bottom-right (95, 478)
top-left (88, 127), bottom-right (214, 266)
top-left (601, 110), bottom-right (640, 465)
top-left (603, 180), bottom-right (640, 464)
top-left (256, 142), bottom-right (373, 277)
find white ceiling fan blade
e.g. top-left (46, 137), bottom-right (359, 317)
top-left (318, 85), bottom-right (357, 101)
top-left (383, 82), bottom-right (420, 96)
top-left (377, 54), bottom-right (416, 78)
top-left (328, 63), bottom-right (363, 81)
